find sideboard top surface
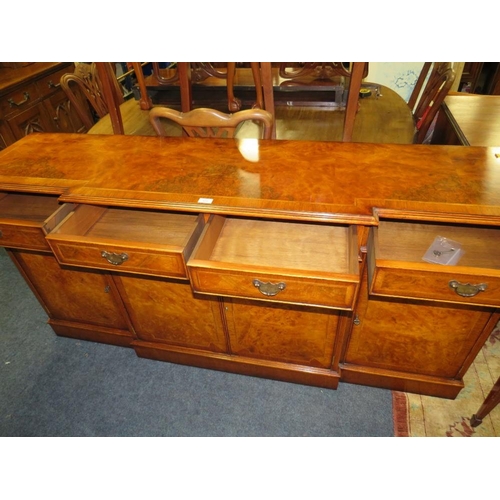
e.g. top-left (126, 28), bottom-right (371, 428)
top-left (0, 133), bottom-right (499, 223)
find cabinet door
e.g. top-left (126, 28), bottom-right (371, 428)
top-left (224, 298), bottom-right (340, 369)
top-left (11, 250), bottom-right (129, 330)
top-left (345, 269), bottom-right (493, 379)
top-left (44, 90), bottom-right (86, 134)
top-left (0, 120), bottom-right (16, 150)
top-left (114, 274), bottom-right (228, 353)
top-left (7, 103), bottom-right (55, 140)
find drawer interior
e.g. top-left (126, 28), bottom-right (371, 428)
top-left (0, 192), bottom-right (61, 224)
top-left (193, 215), bottom-right (358, 275)
top-left (50, 204), bottom-right (202, 248)
top-left (376, 220), bottom-right (500, 270)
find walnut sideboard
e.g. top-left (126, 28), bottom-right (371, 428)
top-left (1, 133), bottom-right (499, 399)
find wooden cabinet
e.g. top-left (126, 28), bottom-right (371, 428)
top-left (1, 133), bottom-right (499, 400)
top-left (0, 63), bottom-right (84, 150)
top-left (0, 192), bottom-right (133, 347)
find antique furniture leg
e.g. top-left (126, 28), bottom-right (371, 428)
top-left (95, 62), bottom-right (124, 134)
top-left (342, 62), bottom-right (366, 142)
top-left (177, 63), bottom-right (192, 113)
top-left (228, 63), bottom-right (264, 112)
top-left (131, 62), bottom-right (153, 110)
top-left (470, 375), bottom-right (500, 427)
top-left (226, 63), bottom-right (241, 112)
top-left (250, 62), bottom-right (264, 109)
top-left (259, 62), bottom-right (275, 138)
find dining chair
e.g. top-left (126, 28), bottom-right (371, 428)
top-left (60, 62), bottom-right (125, 132)
top-left (149, 106), bottom-right (274, 139)
top-left (409, 62), bottom-right (456, 143)
top-left (132, 62), bottom-right (265, 113)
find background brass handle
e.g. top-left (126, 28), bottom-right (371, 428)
top-left (101, 250), bottom-right (129, 266)
top-left (8, 92), bottom-right (30, 107)
top-left (448, 280), bottom-right (487, 297)
top-left (253, 279), bottom-right (286, 296)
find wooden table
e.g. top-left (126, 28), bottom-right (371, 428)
top-left (89, 83), bottom-right (415, 144)
top-left (432, 94), bottom-right (500, 146)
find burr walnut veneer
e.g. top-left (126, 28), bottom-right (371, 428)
top-left (1, 133), bottom-right (500, 398)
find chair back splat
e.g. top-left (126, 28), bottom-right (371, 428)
top-left (410, 62), bottom-right (455, 143)
top-left (149, 107), bottom-right (274, 139)
top-left (60, 62), bottom-right (124, 132)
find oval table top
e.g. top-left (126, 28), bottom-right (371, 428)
top-left (89, 83), bottom-right (415, 145)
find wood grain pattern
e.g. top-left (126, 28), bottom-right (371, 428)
top-left (115, 275), bottom-right (227, 352)
top-left (1, 133), bottom-right (500, 398)
top-left (345, 268), bottom-right (495, 379)
top-left (435, 94), bottom-right (500, 147)
top-left (224, 298), bottom-right (339, 368)
top-left (1, 134), bottom-right (499, 223)
top-left (11, 250), bottom-right (130, 330)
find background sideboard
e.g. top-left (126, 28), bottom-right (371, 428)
top-left (0, 62), bottom-right (85, 151)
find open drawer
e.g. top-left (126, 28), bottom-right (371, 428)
top-left (46, 204), bottom-right (205, 279)
top-left (368, 219), bottom-right (500, 307)
top-left (187, 215), bottom-right (360, 309)
top-left (0, 192), bottom-right (71, 252)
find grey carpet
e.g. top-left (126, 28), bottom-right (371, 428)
top-left (0, 247), bottom-right (393, 436)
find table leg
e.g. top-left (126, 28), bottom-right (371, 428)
top-left (470, 375), bottom-right (500, 427)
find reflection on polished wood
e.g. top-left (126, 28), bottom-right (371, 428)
top-left (89, 83), bottom-right (414, 144)
top-left (3, 134), bottom-right (500, 222)
top-left (433, 93), bottom-right (500, 146)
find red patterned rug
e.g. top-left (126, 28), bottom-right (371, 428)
top-left (392, 325), bottom-right (500, 437)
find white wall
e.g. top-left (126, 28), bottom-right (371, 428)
top-left (366, 63), bottom-right (425, 102)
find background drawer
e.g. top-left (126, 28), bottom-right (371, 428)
top-left (46, 204), bottom-right (205, 279)
top-left (368, 220), bottom-right (500, 307)
top-left (0, 83), bottom-right (40, 118)
top-left (188, 215), bottom-right (360, 309)
top-left (37, 67), bottom-right (68, 98)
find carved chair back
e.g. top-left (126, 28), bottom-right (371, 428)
top-left (410, 62), bottom-right (455, 143)
top-left (60, 62), bottom-right (124, 131)
top-left (149, 106), bottom-right (274, 139)
top-left (279, 62), bottom-right (369, 80)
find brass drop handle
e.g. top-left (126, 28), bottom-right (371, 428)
top-left (8, 92), bottom-right (30, 107)
top-left (101, 250), bottom-right (129, 266)
top-left (253, 279), bottom-right (286, 296)
top-left (47, 80), bottom-right (60, 89)
top-left (448, 280), bottom-right (487, 297)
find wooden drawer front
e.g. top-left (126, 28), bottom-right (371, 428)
top-left (0, 192), bottom-right (65, 251)
top-left (1, 83), bottom-right (40, 118)
top-left (0, 222), bottom-right (51, 251)
top-left (46, 204), bottom-right (204, 279)
top-left (370, 266), bottom-right (500, 307)
top-left (369, 221), bottom-right (500, 307)
top-left (50, 241), bottom-right (191, 278)
top-left (190, 268), bottom-right (358, 309)
top-left (188, 215), bottom-right (360, 310)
